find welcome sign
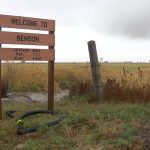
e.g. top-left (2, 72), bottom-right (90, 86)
top-left (0, 14), bottom-right (55, 119)
top-left (0, 14), bottom-right (55, 61)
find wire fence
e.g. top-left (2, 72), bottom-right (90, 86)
top-left (2, 63), bottom-right (101, 77)
top-left (55, 64), bottom-right (100, 72)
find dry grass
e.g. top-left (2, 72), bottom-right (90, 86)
top-left (102, 66), bottom-right (150, 102)
top-left (55, 63), bottom-right (150, 102)
top-left (1, 62), bottom-right (150, 102)
top-left (1, 63), bottom-right (60, 93)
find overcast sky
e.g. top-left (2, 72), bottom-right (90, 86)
top-left (0, 0), bottom-right (150, 62)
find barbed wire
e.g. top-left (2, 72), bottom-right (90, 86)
top-left (4, 63), bottom-right (141, 78)
top-left (55, 64), bottom-right (101, 72)
top-left (1, 63), bottom-right (102, 78)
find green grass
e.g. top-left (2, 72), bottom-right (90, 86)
top-left (0, 98), bottom-right (149, 150)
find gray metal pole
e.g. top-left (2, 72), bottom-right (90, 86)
top-left (88, 40), bottom-right (103, 99)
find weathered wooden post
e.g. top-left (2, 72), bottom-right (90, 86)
top-left (88, 40), bottom-right (103, 99)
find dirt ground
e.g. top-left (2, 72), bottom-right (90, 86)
top-left (2, 90), bottom-right (69, 103)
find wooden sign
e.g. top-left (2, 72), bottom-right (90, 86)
top-left (0, 15), bottom-right (55, 120)
top-left (0, 31), bottom-right (55, 46)
top-left (0, 14), bottom-right (55, 31)
top-left (0, 48), bottom-right (55, 61)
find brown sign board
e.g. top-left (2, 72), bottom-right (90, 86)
top-left (0, 48), bottom-right (55, 61)
top-left (0, 31), bottom-right (55, 46)
top-left (0, 14), bottom-right (55, 31)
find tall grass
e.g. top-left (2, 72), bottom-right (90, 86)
top-left (1, 63), bottom-right (150, 102)
top-left (102, 66), bottom-right (150, 102)
top-left (1, 63), bottom-right (16, 97)
top-left (1, 63), bottom-right (60, 94)
top-left (55, 64), bottom-right (150, 102)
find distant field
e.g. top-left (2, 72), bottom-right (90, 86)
top-left (2, 62), bottom-right (150, 72)
top-left (56, 62), bottom-right (150, 71)
top-left (101, 63), bottom-right (150, 71)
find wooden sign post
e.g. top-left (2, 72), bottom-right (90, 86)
top-left (0, 26), bottom-right (2, 120)
top-left (0, 14), bottom-right (55, 120)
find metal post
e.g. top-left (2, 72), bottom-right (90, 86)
top-left (48, 31), bottom-right (54, 112)
top-left (0, 27), bottom-right (2, 120)
top-left (88, 40), bottom-right (103, 99)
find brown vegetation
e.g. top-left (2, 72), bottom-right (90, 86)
top-left (1, 63), bottom-right (150, 102)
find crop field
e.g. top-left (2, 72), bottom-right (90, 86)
top-left (0, 63), bottom-right (150, 150)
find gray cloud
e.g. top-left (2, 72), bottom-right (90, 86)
top-left (91, 0), bottom-right (150, 39)
top-left (1, 0), bottom-right (150, 38)
top-left (35, 0), bottom-right (150, 39)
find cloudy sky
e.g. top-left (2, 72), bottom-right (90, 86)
top-left (0, 0), bottom-right (150, 62)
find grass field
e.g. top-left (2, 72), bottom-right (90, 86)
top-left (0, 63), bottom-right (150, 149)
top-left (1, 99), bottom-right (149, 150)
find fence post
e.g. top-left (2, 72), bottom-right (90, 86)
top-left (0, 27), bottom-right (2, 120)
top-left (88, 40), bottom-right (103, 99)
top-left (48, 31), bottom-right (54, 112)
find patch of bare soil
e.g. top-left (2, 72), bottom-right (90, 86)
top-left (2, 90), bottom-right (69, 103)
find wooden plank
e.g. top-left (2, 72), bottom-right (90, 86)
top-left (0, 60), bottom-right (1, 120)
top-left (0, 48), bottom-right (55, 61)
top-left (0, 14), bottom-right (55, 31)
top-left (0, 31), bottom-right (55, 46)
top-left (0, 27), bottom-right (2, 120)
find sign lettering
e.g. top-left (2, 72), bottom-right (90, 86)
top-left (0, 48), bottom-right (55, 61)
top-left (0, 31), bottom-right (55, 46)
top-left (11, 18), bottom-right (38, 27)
top-left (0, 14), bottom-right (55, 31)
top-left (17, 35), bottom-right (39, 42)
